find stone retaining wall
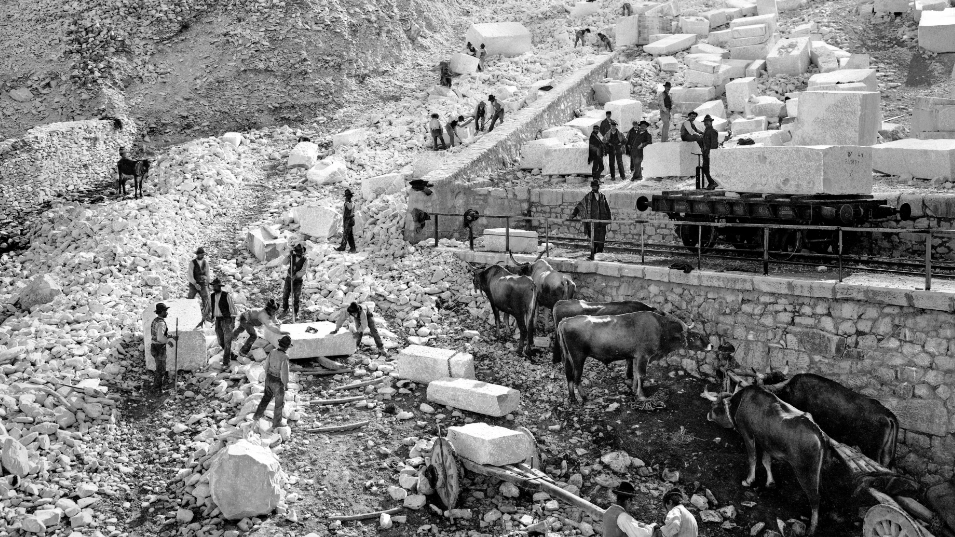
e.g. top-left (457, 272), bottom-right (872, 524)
top-left (459, 249), bottom-right (955, 485)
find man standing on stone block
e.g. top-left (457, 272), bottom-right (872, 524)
top-left (488, 95), bottom-right (505, 132)
top-left (428, 113), bottom-right (447, 151)
top-left (588, 125), bottom-right (605, 180)
top-left (605, 121), bottom-right (626, 181)
top-left (627, 120), bottom-right (652, 181)
top-left (335, 188), bottom-right (357, 253)
top-left (233, 299), bottom-right (286, 357)
top-left (658, 82), bottom-right (673, 142)
top-left (700, 115), bottom-right (720, 191)
top-left (331, 301), bottom-right (386, 355)
top-left (571, 180), bottom-right (612, 260)
top-left (209, 278), bottom-right (237, 369)
top-left (186, 246), bottom-right (213, 324)
top-left (282, 244), bottom-right (309, 319)
top-left (150, 303), bottom-right (178, 392)
top-left (252, 334), bottom-right (291, 431)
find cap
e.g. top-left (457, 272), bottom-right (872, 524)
top-left (612, 481), bottom-right (636, 499)
top-left (196, 247), bottom-right (206, 255)
top-left (639, 120), bottom-right (651, 127)
top-left (155, 303), bottom-right (169, 313)
top-left (610, 120), bottom-right (618, 126)
top-left (211, 277), bottom-right (223, 286)
top-left (278, 335), bottom-right (293, 348)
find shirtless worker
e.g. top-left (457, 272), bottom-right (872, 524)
top-left (331, 301), bottom-right (386, 355)
top-left (233, 298), bottom-right (287, 357)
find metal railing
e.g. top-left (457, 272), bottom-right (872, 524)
top-left (429, 212), bottom-right (955, 291)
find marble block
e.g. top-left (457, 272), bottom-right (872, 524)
top-left (450, 52), bottom-right (480, 74)
top-left (730, 13), bottom-right (778, 34)
top-left (643, 142), bottom-right (698, 177)
top-left (447, 423), bottom-right (533, 466)
top-left (427, 378), bottom-right (521, 417)
top-left (520, 138), bottom-right (564, 170)
top-left (542, 126), bottom-right (586, 144)
top-left (287, 142), bottom-right (319, 169)
top-left (695, 100), bottom-right (726, 119)
top-left (757, 0), bottom-right (778, 15)
top-left (681, 16), bottom-right (711, 35)
top-left (568, 2), bottom-right (601, 17)
top-left (291, 205), bottom-right (340, 239)
top-left (396, 345), bottom-right (476, 384)
top-left (465, 22), bottom-right (532, 57)
top-left (605, 99), bottom-right (644, 129)
top-left (913, 96), bottom-right (955, 136)
top-left (265, 321), bottom-right (357, 359)
top-left (483, 228), bottom-right (538, 253)
top-left (671, 86), bottom-right (718, 103)
top-left (732, 116), bottom-right (769, 134)
top-left (726, 77), bottom-right (758, 112)
top-left (807, 69), bottom-right (878, 92)
top-left (766, 37), bottom-right (811, 76)
top-left (222, 132), bottom-right (243, 148)
top-left (246, 226), bottom-right (287, 262)
top-left (542, 144), bottom-right (611, 176)
top-left (731, 23), bottom-right (770, 39)
top-left (685, 64), bottom-right (733, 91)
top-left (594, 81), bottom-right (631, 104)
top-left (690, 43), bottom-right (729, 57)
top-left (872, 139), bottom-right (955, 180)
top-left (143, 299), bottom-right (207, 371)
top-left (711, 145), bottom-right (873, 194)
top-left (685, 53), bottom-right (724, 73)
top-left (332, 128), bottom-right (368, 148)
top-left (608, 63), bottom-right (638, 80)
top-left (644, 33), bottom-right (697, 55)
top-left (729, 34), bottom-right (778, 60)
top-left (915, 0), bottom-right (949, 22)
top-left (361, 173), bottom-right (405, 200)
top-left (565, 116), bottom-right (604, 136)
top-left (708, 29), bottom-right (734, 46)
top-left (919, 9), bottom-right (955, 53)
top-left (657, 56), bottom-right (680, 72)
top-left (614, 15), bottom-right (641, 47)
top-left (745, 59), bottom-right (767, 76)
top-left (791, 91), bottom-right (881, 146)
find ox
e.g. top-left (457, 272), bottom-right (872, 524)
top-left (761, 373), bottom-right (898, 468)
top-left (550, 299), bottom-right (657, 364)
top-left (705, 385), bottom-right (828, 536)
top-left (471, 264), bottom-right (538, 357)
top-left (555, 311), bottom-right (711, 403)
top-left (509, 253), bottom-right (576, 331)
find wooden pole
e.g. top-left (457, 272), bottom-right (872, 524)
top-left (328, 507), bottom-right (402, 522)
top-left (173, 319), bottom-right (179, 395)
top-left (307, 420), bottom-right (369, 433)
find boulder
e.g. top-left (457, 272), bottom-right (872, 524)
top-left (9, 88), bottom-right (33, 102)
top-left (246, 226), bottom-right (287, 262)
top-left (791, 91), bottom-right (881, 146)
top-left (142, 299), bottom-right (208, 371)
top-left (447, 423), bottom-right (533, 466)
top-left (450, 53), bottom-right (480, 74)
top-left (209, 439), bottom-right (284, 520)
top-left (465, 23), bottom-right (532, 57)
top-left (1, 437), bottom-right (30, 477)
top-left (306, 157), bottom-right (347, 185)
top-left (871, 139), bottom-right (955, 180)
top-left (362, 173), bottom-right (406, 200)
top-left (222, 132), bottom-right (243, 148)
top-left (264, 321), bottom-right (358, 359)
top-left (292, 205), bottom-right (340, 239)
top-left (332, 128), bottom-right (368, 148)
top-left (711, 145), bottom-right (873, 195)
top-left (287, 142), bottom-right (319, 169)
top-left (427, 378), bottom-right (521, 417)
top-left (396, 345), bottom-right (475, 384)
top-left (16, 274), bottom-right (62, 311)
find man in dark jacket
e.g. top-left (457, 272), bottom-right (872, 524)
top-left (701, 115), bottom-right (720, 190)
top-left (599, 110), bottom-right (613, 136)
top-left (604, 120), bottom-right (626, 181)
top-left (588, 125), bottom-right (605, 181)
top-left (282, 243), bottom-right (309, 319)
top-left (571, 180), bottom-right (612, 260)
top-left (626, 120), bottom-right (652, 181)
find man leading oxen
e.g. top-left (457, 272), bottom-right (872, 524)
top-left (508, 252), bottom-right (576, 331)
top-left (471, 264), bottom-right (538, 357)
top-left (550, 299), bottom-right (657, 364)
top-left (555, 311), bottom-right (711, 402)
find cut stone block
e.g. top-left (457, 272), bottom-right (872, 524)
top-left (593, 81), bottom-right (631, 104)
top-left (729, 34), bottom-right (778, 60)
top-left (222, 132), bottom-right (243, 148)
top-left (450, 52), bottom-right (480, 74)
top-left (757, 0), bottom-right (778, 15)
top-left (287, 142), bottom-right (319, 169)
top-left (709, 29), bottom-right (733, 46)
top-left (427, 378), bottom-right (521, 417)
top-left (608, 63), bottom-right (638, 80)
top-left (520, 138), bottom-right (564, 170)
top-left (361, 173), bottom-right (405, 200)
top-left (292, 205), bottom-right (340, 239)
top-left (657, 56), bottom-right (680, 72)
top-left (605, 99), bottom-right (644, 129)
top-left (412, 153), bottom-right (443, 178)
top-left (465, 22), bottom-right (532, 57)
top-left (541, 144), bottom-right (610, 176)
top-left (726, 77), bottom-right (758, 112)
top-left (246, 226), bottom-right (287, 262)
top-left (483, 228), bottom-right (538, 253)
top-left (915, 0), bottom-right (948, 22)
top-left (874, 0), bottom-right (911, 11)
top-left (734, 129), bottom-right (788, 145)
top-left (872, 139), bottom-right (955, 180)
top-left (813, 47), bottom-right (840, 74)
top-left (692, 116), bottom-right (730, 132)
top-left (565, 116), bottom-right (604, 136)
top-left (643, 142), bottom-right (698, 177)
top-left (681, 16), bottom-right (711, 35)
top-left (446, 423), bottom-right (533, 466)
top-left (844, 53), bottom-right (871, 69)
top-left (746, 95), bottom-right (785, 118)
top-left (881, 398), bottom-right (949, 437)
top-left (396, 345), bottom-right (476, 384)
top-left (695, 100), bottom-right (726, 119)
top-left (700, 9), bottom-right (729, 27)
top-left (265, 321), bottom-right (357, 359)
top-left (614, 15), bottom-right (641, 47)
top-left (791, 91), bottom-right (881, 146)
top-left (745, 59), bottom-right (767, 76)
top-left (730, 13), bottom-right (779, 34)
top-left (542, 126), bottom-right (586, 144)
top-left (306, 157), bottom-right (347, 185)
top-left (671, 86), bottom-right (718, 103)
top-left (568, 2), bottom-right (601, 18)
top-left (143, 299), bottom-right (207, 371)
top-left (731, 23), bottom-right (770, 39)
top-left (711, 145), bottom-right (873, 195)
top-left (333, 128), bottom-right (368, 148)
top-left (790, 22), bottom-right (814, 36)
top-left (723, 58), bottom-right (751, 78)
top-left (732, 116), bottom-right (769, 134)
top-left (685, 55), bottom-right (723, 73)
top-left (644, 34), bottom-right (697, 55)
top-left (807, 69), bottom-right (878, 92)
top-left (685, 64), bottom-right (733, 91)
top-left (913, 96), bottom-right (955, 135)
top-left (209, 440), bottom-right (283, 520)
top-left (766, 37), bottom-right (811, 76)
top-left (919, 9), bottom-right (955, 53)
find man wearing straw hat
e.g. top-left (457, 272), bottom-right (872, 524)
top-left (150, 303), bottom-right (178, 392)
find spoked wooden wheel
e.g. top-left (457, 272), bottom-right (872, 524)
top-left (804, 229), bottom-right (840, 255)
top-left (863, 504), bottom-right (929, 537)
top-left (677, 223), bottom-right (716, 252)
top-left (767, 229), bottom-right (803, 260)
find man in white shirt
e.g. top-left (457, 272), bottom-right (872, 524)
top-left (654, 488), bottom-right (699, 537)
top-left (186, 246), bottom-right (213, 322)
top-left (604, 481), bottom-right (656, 537)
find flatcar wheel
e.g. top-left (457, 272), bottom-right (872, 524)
top-left (863, 504), bottom-right (927, 537)
top-left (805, 230), bottom-right (839, 255)
top-left (767, 229), bottom-right (803, 260)
top-left (677, 224), bottom-right (715, 253)
top-left (727, 228), bottom-right (760, 251)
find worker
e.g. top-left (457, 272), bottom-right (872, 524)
top-left (588, 125), bottom-right (605, 181)
top-left (488, 95), bottom-right (505, 132)
top-left (478, 44), bottom-right (487, 71)
top-left (571, 179), bottom-right (612, 260)
top-left (150, 303), bottom-right (178, 392)
top-left (599, 110), bottom-right (614, 136)
top-left (473, 100), bottom-right (487, 132)
top-left (700, 115), bottom-right (720, 191)
top-left (456, 115), bottom-right (473, 142)
top-left (466, 41), bottom-right (477, 56)
top-left (680, 111), bottom-right (703, 145)
top-left (209, 278), bottom-right (237, 368)
top-left (597, 32), bottom-right (614, 52)
top-left (604, 481), bottom-right (657, 537)
top-left (658, 82), bottom-right (673, 142)
top-left (653, 488), bottom-right (699, 537)
top-left (335, 188), bottom-right (357, 253)
top-left (186, 246), bottom-right (213, 323)
top-left (438, 61), bottom-right (453, 88)
top-left (252, 334), bottom-right (292, 431)
top-left (604, 120), bottom-right (626, 181)
top-left (621, 2), bottom-right (633, 15)
top-left (445, 118), bottom-right (458, 148)
top-left (626, 120), bottom-right (652, 181)
top-left (331, 301), bottom-right (386, 355)
top-left (574, 27), bottom-right (591, 47)
top-left (281, 243), bottom-right (308, 319)
top-left (233, 298), bottom-right (286, 357)
top-left (428, 113), bottom-right (447, 150)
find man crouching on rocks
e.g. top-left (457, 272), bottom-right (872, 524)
top-left (150, 303), bottom-right (178, 392)
top-left (252, 334), bottom-right (292, 431)
top-left (331, 301), bottom-right (386, 356)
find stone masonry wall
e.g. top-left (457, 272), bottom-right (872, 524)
top-left (461, 250), bottom-right (955, 485)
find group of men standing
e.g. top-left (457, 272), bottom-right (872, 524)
top-left (658, 81), bottom-right (720, 190)
top-left (588, 111), bottom-right (653, 182)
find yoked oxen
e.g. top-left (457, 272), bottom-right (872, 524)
top-left (509, 253), bottom-right (576, 330)
top-left (471, 264), bottom-right (538, 357)
top-left (759, 372), bottom-right (898, 468)
top-left (705, 385), bottom-right (829, 536)
top-left (550, 299), bottom-right (657, 364)
top-left (555, 311), bottom-right (711, 402)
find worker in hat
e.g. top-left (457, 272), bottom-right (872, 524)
top-left (700, 115), bottom-right (720, 191)
top-left (209, 278), bottom-right (237, 368)
top-left (604, 481), bottom-right (657, 537)
top-left (331, 301), bottom-right (386, 355)
top-left (233, 298), bottom-right (287, 357)
top-left (252, 334), bottom-right (292, 431)
top-left (680, 111), bottom-right (703, 146)
top-left (658, 82), bottom-right (673, 142)
top-left (571, 179), bottom-right (612, 260)
top-left (626, 120), bottom-right (652, 181)
top-left (335, 189), bottom-right (357, 253)
top-left (149, 303), bottom-right (178, 392)
top-left (652, 487), bottom-right (698, 537)
top-left (186, 246), bottom-right (213, 323)
top-left (604, 120), bottom-right (626, 181)
top-left (488, 94), bottom-right (505, 132)
top-left (281, 244), bottom-right (309, 319)
top-left (588, 125), bottom-right (605, 181)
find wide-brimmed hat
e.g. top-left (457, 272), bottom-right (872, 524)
top-left (703, 114), bottom-right (713, 122)
top-left (612, 481), bottom-right (636, 499)
top-left (155, 303), bottom-right (169, 313)
top-left (639, 120), bottom-right (651, 127)
top-left (293, 244), bottom-right (305, 253)
top-left (590, 179), bottom-right (600, 187)
top-left (278, 335), bottom-right (293, 348)
top-left (211, 277), bottom-right (223, 286)
top-left (195, 247), bottom-right (206, 255)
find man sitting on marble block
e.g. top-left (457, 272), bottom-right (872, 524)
top-left (331, 301), bottom-right (386, 355)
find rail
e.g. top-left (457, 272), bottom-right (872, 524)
top-left (428, 212), bottom-right (955, 291)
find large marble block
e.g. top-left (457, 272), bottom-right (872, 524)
top-left (766, 37), bottom-right (811, 76)
top-left (483, 228), bottom-right (539, 253)
top-left (397, 345), bottom-right (476, 384)
top-left (671, 86), bottom-right (718, 103)
top-left (361, 173), bottom-right (405, 200)
top-left (791, 91), bottom-right (881, 146)
top-left (731, 23), bottom-right (770, 39)
top-left (594, 81), bottom-right (631, 104)
top-left (726, 77), bottom-right (758, 112)
top-left (915, 0), bottom-right (949, 22)
top-left (542, 144), bottom-right (610, 176)
top-left (264, 322), bottom-right (354, 359)
top-left (757, 0), bottom-right (778, 15)
top-left (287, 142), bottom-right (319, 169)
top-left (565, 116), bottom-right (604, 136)
top-left (520, 138), bottom-right (564, 170)
top-left (913, 96), bottom-right (955, 136)
top-left (332, 128), bottom-right (368, 148)
top-left (732, 116), bottom-right (769, 134)
top-left (695, 100), bottom-right (726, 119)
top-left (685, 53), bottom-right (724, 73)
top-left (644, 34), bottom-right (697, 55)
top-left (465, 23), bottom-right (532, 57)
top-left (729, 35), bottom-right (778, 61)
top-left (730, 13), bottom-right (778, 34)
top-left (568, 2), bottom-right (601, 17)
top-left (605, 99), bottom-right (644, 129)
top-left (711, 145), bottom-right (873, 195)
top-left (807, 69), bottom-right (878, 92)
top-left (608, 63), bottom-right (638, 80)
top-left (872, 139), bottom-right (955, 180)
top-left (246, 226), bottom-right (287, 262)
top-left (681, 16), bottom-right (711, 35)
top-left (291, 205), bottom-right (340, 239)
top-left (143, 299), bottom-right (207, 371)
top-left (685, 64), bottom-right (733, 91)
top-left (614, 15), bottom-right (641, 47)
top-left (447, 423), bottom-right (533, 466)
top-left (542, 126), bottom-right (586, 144)
top-left (427, 378), bottom-right (521, 417)
top-left (450, 52), bottom-right (480, 74)
top-left (643, 142), bottom-right (698, 178)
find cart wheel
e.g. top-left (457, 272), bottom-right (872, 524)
top-left (677, 223), bottom-right (716, 252)
top-left (767, 229), bottom-right (803, 260)
top-left (863, 504), bottom-right (929, 537)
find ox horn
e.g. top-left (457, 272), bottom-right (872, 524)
top-left (701, 386), bottom-right (719, 402)
top-left (534, 250), bottom-right (545, 261)
top-left (509, 252), bottom-right (530, 267)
